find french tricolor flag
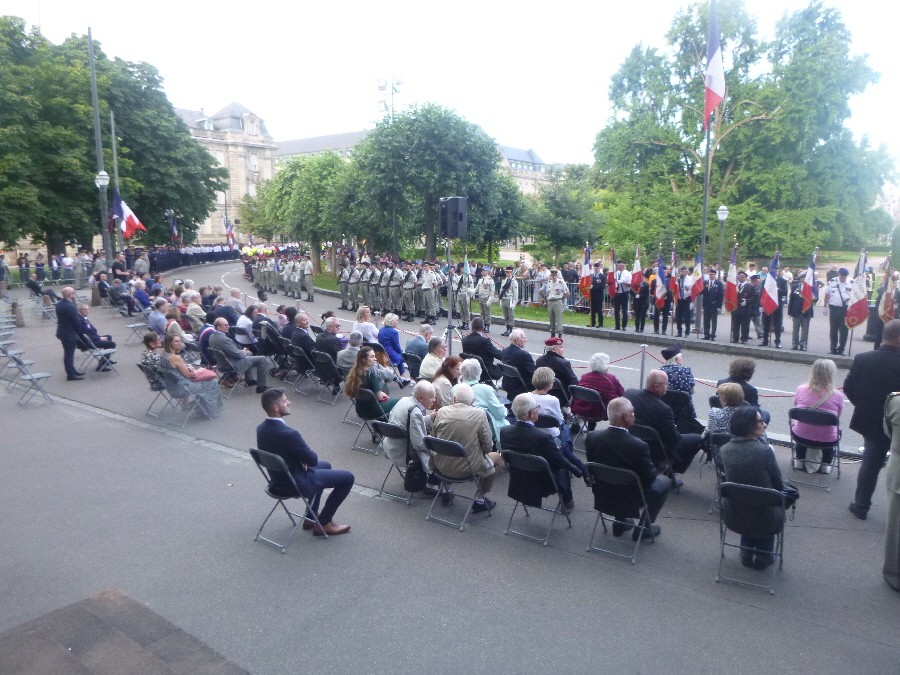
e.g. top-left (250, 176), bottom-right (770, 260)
top-left (761, 253), bottom-right (780, 315)
top-left (111, 189), bottom-right (146, 239)
top-left (704, 0), bottom-right (726, 130)
top-left (724, 245), bottom-right (738, 313)
top-left (801, 250), bottom-right (817, 313)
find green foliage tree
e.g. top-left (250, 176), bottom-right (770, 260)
top-left (593, 0), bottom-right (893, 260)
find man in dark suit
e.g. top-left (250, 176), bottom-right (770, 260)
top-left (625, 370), bottom-right (703, 475)
top-left (501, 393), bottom-right (583, 512)
top-left (535, 337), bottom-right (578, 393)
top-left (460, 317), bottom-right (502, 380)
top-left (845, 319), bottom-right (900, 520)
top-left (586, 397), bottom-right (673, 540)
top-left (315, 316), bottom-right (343, 363)
top-left (589, 262), bottom-right (607, 328)
top-left (211, 297), bottom-right (240, 326)
top-left (256, 389), bottom-right (353, 536)
top-left (208, 318), bottom-right (269, 393)
top-left (290, 312), bottom-right (316, 359)
top-left (55, 287), bottom-right (84, 380)
top-left (499, 329), bottom-right (535, 400)
top-left (730, 271), bottom-right (754, 343)
top-left (701, 268), bottom-right (724, 340)
top-left (26, 273), bottom-right (60, 303)
top-left (77, 303), bottom-right (116, 371)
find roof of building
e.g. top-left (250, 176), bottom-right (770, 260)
top-left (275, 130), bottom-right (371, 158)
top-left (497, 145), bottom-right (545, 166)
top-left (174, 102), bottom-right (270, 137)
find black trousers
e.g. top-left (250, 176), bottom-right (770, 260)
top-left (632, 299), bottom-right (649, 332)
top-left (590, 293), bottom-right (604, 327)
top-left (761, 307), bottom-right (784, 343)
top-left (828, 306), bottom-right (848, 352)
top-left (613, 293), bottom-right (629, 328)
top-left (674, 300), bottom-right (692, 335)
top-left (702, 305), bottom-right (718, 337)
top-left (653, 307), bottom-right (670, 334)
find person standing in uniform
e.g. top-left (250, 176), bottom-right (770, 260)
top-left (824, 267), bottom-right (852, 355)
top-left (674, 265), bottom-right (693, 338)
top-left (632, 269), bottom-right (651, 333)
top-left (475, 267), bottom-right (495, 333)
top-left (498, 266), bottom-right (518, 337)
top-left (613, 261), bottom-right (632, 331)
top-left (545, 268), bottom-right (569, 338)
top-left (589, 262), bottom-right (606, 328)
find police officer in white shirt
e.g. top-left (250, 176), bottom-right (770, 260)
top-left (824, 266), bottom-right (853, 355)
top-left (613, 261), bottom-right (632, 330)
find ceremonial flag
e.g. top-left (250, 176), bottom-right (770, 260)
top-left (878, 259), bottom-right (895, 324)
top-left (845, 251), bottom-right (869, 328)
top-left (631, 246), bottom-right (642, 293)
top-left (669, 250), bottom-right (680, 301)
top-left (170, 215), bottom-right (179, 244)
top-left (654, 253), bottom-right (668, 309)
top-left (463, 255), bottom-right (471, 277)
top-left (690, 252), bottom-right (704, 301)
top-left (801, 250), bottom-right (817, 313)
top-left (579, 244), bottom-right (592, 300)
top-left (225, 219), bottom-right (235, 250)
top-left (704, 0), bottom-right (726, 130)
top-left (724, 244), bottom-right (738, 313)
top-left (761, 253), bottom-right (781, 315)
top-left (606, 248), bottom-right (617, 296)
top-left (111, 188), bottom-right (146, 239)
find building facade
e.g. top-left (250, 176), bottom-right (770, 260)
top-left (176, 103), bottom-right (276, 244)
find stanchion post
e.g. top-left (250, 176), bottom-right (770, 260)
top-left (640, 344), bottom-right (647, 388)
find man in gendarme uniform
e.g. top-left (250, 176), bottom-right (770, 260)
top-left (475, 267), bottom-right (496, 333)
top-left (498, 266), bottom-right (519, 337)
top-left (545, 268), bottom-right (569, 338)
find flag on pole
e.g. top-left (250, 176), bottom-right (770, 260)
top-left (654, 253), bottom-right (668, 309)
top-left (606, 248), bottom-right (617, 296)
top-left (170, 215), bottom-right (179, 244)
top-left (579, 243), bottom-right (592, 300)
top-left (690, 252), bottom-right (704, 301)
top-left (801, 250), bottom-right (817, 313)
top-left (631, 246), bottom-right (642, 293)
top-left (669, 249), bottom-right (680, 301)
top-left (704, 0), bottom-right (726, 130)
top-left (225, 219), bottom-right (235, 250)
top-left (845, 251), bottom-right (869, 328)
top-left (761, 253), bottom-right (781, 315)
top-left (463, 255), bottom-right (470, 277)
top-left (724, 244), bottom-right (738, 313)
top-left (878, 258), bottom-right (895, 324)
top-left (111, 188), bottom-right (146, 239)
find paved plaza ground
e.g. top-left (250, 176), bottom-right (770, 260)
top-left (1, 261), bottom-right (898, 674)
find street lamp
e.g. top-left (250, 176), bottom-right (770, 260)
top-left (95, 170), bottom-right (111, 263)
top-left (716, 204), bottom-right (729, 268)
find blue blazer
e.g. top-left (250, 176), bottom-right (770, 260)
top-left (55, 299), bottom-right (81, 342)
top-left (256, 418), bottom-right (322, 499)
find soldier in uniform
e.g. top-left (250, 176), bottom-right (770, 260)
top-left (338, 262), bottom-right (351, 310)
top-left (760, 269), bottom-right (789, 347)
top-left (358, 262), bottom-right (372, 310)
top-left (401, 262), bottom-right (418, 321)
top-left (498, 266), bottom-right (518, 336)
top-left (589, 262), bottom-right (606, 328)
top-left (388, 262), bottom-right (403, 315)
top-left (302, 254), bottom-right (315, 302)
top-left (450, 263), bottom-right (473, 330)
top-left (545, 268), bottom-right (569, 338)
top-left (475, 267), bottom-right (496, 333)
top-left (294, 255), bottom-right (305, 299)
top-left (369, 261), bottom-right (383, 312)
top-left (419, 261), bottom-right (437, 324)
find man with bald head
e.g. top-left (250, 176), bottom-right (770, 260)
top-left (625, 370), bottom-right (704, 475)
top-left (55, 286), bottom-right (84, 380)
top-left (585, 397), bottom-right (673, 539)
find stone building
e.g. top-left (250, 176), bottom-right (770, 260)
top-left (176, 103), bottom-right (276, 244)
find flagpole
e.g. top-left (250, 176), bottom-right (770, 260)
top-left (88, 28), bottom-right (114, 268)
top-left (110, 111), bottom-right (123, 253)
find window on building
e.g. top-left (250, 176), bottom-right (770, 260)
top-left (216, 191), bottom-right (226, 205)
top-left (248, 183), bottom-right (257, 198)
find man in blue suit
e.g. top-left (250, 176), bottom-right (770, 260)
top-left (499, 329), bottom-right (536, 400)
top-left (256, 389), bottom-right (354, 536)
top-left (55, 287), bottom-right (84, 380)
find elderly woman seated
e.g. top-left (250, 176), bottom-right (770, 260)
top-left (459, 357), bottom-right (510, 447)
top-left (531, 366), bottom-right (586, 476)
top-left (708, 382), bottom-right (745, 434)
top-left (377, 313), bottom-right (408, 376)
top-left (352, 305), bottom-right (380, 343)
top-left (419, 337), bottom-right (447, 381)
top-left (570, 352), bottom-right (624, 430)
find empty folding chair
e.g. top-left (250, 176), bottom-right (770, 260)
top-left (423, 435), bottom-right (493, 531)
top-left (502, 450), bottom-right (572, 546)
top-left (249, 448), bottom-right (328, 553)
top-left (9, 354), bottom-right (53, 406)
top-left (285, 345), bottom-right (318, 397)
top-left (402, 352), bottom-right (423, 380)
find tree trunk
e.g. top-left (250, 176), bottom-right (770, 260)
top-left (311, 236), bottom-right (322, 274)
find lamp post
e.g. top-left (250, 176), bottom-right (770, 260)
top-left (88, 28), bottom-right (113, 267)
top-left (716, 204), bottom-right (729, 269)
top-left (95, 170), bottom-right (111, 262)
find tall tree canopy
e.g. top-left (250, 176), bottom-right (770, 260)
top-left (593, 0), bottom-right (893, 261)
top-left (0, 17), bottom-right (226, 251)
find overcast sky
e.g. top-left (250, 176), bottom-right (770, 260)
top-left (5, 0), bottom-right (896, 166)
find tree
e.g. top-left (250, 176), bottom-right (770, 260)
top-left (593, 0), bottom-right (893, 259)
top-left (352, 103), bottom-right (506, 259)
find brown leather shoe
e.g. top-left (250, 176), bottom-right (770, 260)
top-left (302, 520), bottom-right (316, 531)
top-left (312, 522), bottom-right (351, 536)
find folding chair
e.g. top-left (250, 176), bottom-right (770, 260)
top-left (249, 448), bottom-right (328, 553)
top-left (568, 385), bottom-right (606, 448)
top-left (402, 352), bottom-right (423, 380)
top-left (310, 324), bottom-right (324, 337)
top-left (585, 462), bottom-right (656, 564)
top-left (788, 407), bottom-right (841, 492)
top-left (502, 451), bottom-right (572, 546)
top-left (351, 388), bottom-right (387, 454)
top-left (663, 389), bottom-right (704, 435)
top-left (549, 377), bottom-right (571, 411)
top-left (209, 347), bottom-right (250, 400)
top-left (231, 325), bottom-right (256, 352)
top-left (709, 395), bottom-right (722, 409)
top-left (125, 320), bottom-right (149, 344)
top-left (311, 350), bottom-right (343, 405)
top-left (707, 432), bottom-right (733, 513)
top-left (373, 420), bottom-right (416, 505)
top-left (158, 368), bottom-right (205, 428)
top-left (423, 435), bottom-right (492, 531)
top-left (715, 482), bottom-right (786, 594)
top-left (137, 363), bottom-right (175, 419)
top-left (285, 344), bottom-right (318, 397)
top-left (0, 342), bottom-right (25, 385)
top-left (459, 352), bottom-right (498, 388)
top-left (9, 354), bottom-right (53, 406)
top-left (630, 423), bottom-right (678, 487)
top-left (29, 292), bottom-right (56, 320)
top-left (498, 362), bottom-right (528, 400)
top-left (76, 334), bottom-right (119, 376)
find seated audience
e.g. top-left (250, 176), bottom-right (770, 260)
top-left (499, 329), bottom-right (536, 400)
top-left (419, 337), bottom-right (447, 381)
top-left (791, 358), bottom-right (843, 473)
top-left (708, 382), bottom-right (745, 435)
top-left (160, 334), bottom-right (223, 418)
top-left (717, 357), bottom-right (770, 423)
top-left (459, 357), bottom-right (510, 447)
top-left (571, 352), bottom-right (624, 430)
top-left (343, 346), bottom-right (400, 417)
top-left (405, 323), bottom-right (432, 359)
top-left (432, 356), bottom-right (462, 409)
top-left (377, 313), bottom-right (408, 376)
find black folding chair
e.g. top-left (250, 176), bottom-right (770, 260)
top-left (209, 347), bottom-right (250, 399)
top-left (423, 435), bottom-right (492, 531)
top-left (312, 350), bottom-right (343, 405)
top-left (585, 462), bottom-right (656, 564)
top-left (498, 362), bottom-right (528, 400)
top-left (568, 385), bottom-right (607, 448)
top-left (402, 352), bottom-right (423, 380)
top-left (502, 451), bottom-right (572, 546)
top-left (715, 482), bottom-right (786, 594)
top-left (788, 407), bottom-right (842, 491)
top-left (459, 352), bottom-right (498, 388)
top-left (630, 423), bottom-right (678, 488)
top-left (249, 448), bottom-right (328, 553)
top-left (351, 388), bottom-right (388, 454)
top-left (285, 344), bottom-right (318, 397)
top-left (707, 432), bottom-right (733, 513)
top-left (373, 420), bottom-right (416, 505)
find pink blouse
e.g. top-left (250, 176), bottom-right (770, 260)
top-left (792, 384), bottom-right (843, 442)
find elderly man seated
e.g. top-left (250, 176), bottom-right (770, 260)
top-left (315, 316), bottom-right (343, 363)
top-left (419, 337), bottom-right (447, 381)
top-left (337, 330), bottom-right (364, 371)
top-left (431, 383), bottom-right (503, 511)
top-left (147, 298), bottom-right (169, 338)
top-left (77, 303), bottom-right (116, 371)
top-left (625, 370), bottom-right (704, 475)
top-left (208, 317), bottom-right (269, 393)
top-left (382, 380), bottom-right (440, 496)
top-left (499, 328), bottom-right (536, 400)
top-left (585, 397), bottom-right (673, 540)
top-left (501, 393), bottom-right (584, 513)
top-left (405, 323), bottom-right (432, 359)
